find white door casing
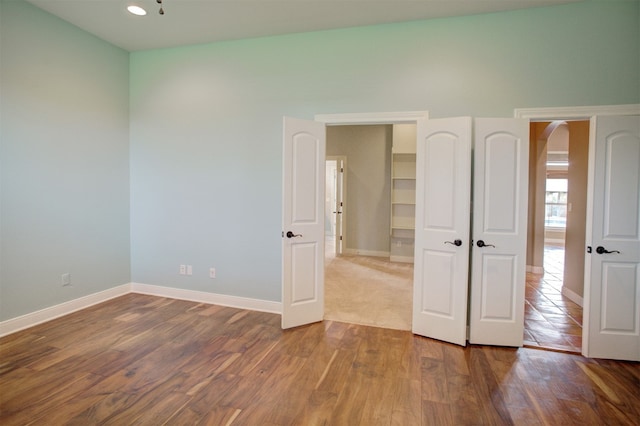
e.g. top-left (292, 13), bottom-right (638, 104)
top-left (583, 115), bottom-right (640, 361)
top-left (412, 117), bottom-right (472, 346)
top-left (282, 117), bottom-right (326, 329)
top-left (328, 156), bottom-right (346, 255)
top-left (469, 118), bottom-right (529, 346)
top-left (335, 158), bottom-right (345, 254)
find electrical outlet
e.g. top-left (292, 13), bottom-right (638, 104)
top-left (209, 268), bottom-right (216, 279)
top-left (179, 264), bottom-right (186, 275)
top-left (187, 265), bottom-right (193, 276)
top-left (61, 273), bottom-right (71, 286)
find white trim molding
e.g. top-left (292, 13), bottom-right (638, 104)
top-left (0, 284), bottom-right (131, 337)
top-left (526, 265), bottom-right (544, 274)
top-left (0, 283), bottom-right (284, 337)
top-left (515, 104), bottom-right (640, 120)
top-left (562, 286), bottom-right (584, 307)
top-left (131, 283), bottom-right (282, 314)
top-left (315, 110), bottom-right (429, 125)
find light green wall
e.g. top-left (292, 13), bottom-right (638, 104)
top-left (326, 125), bottom-right (392, 254)
top-left (0, 0), bottom-right (131, 320)
top-left (130, 1), bottom-right (639, 302)
top-left (1, 0), bottom-right (638, 319)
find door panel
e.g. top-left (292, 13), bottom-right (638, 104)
top-left (413, 117), bottom-right (472, 346)
top-left (584, 115), bottom-right (640, 360)
top-left (470, 118), bottom-right (529, 346)
top-left (282, 117), bottom-right (325, 329)
top-left (335, 158), bottom-right (345, 254)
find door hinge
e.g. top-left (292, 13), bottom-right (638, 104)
top-left (341, 168), bottom-right (344, 173)
top-left (340, 236), bottom-right (343, 241)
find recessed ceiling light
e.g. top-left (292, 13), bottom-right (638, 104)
top-left (127, 5), bottom-right (147, 16)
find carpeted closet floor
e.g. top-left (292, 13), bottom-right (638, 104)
top-left (324, 249), bottom-right (413, 331)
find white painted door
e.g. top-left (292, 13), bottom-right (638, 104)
top-left (583, 115), bottom-right (640, 361)
top-left (335, 158), bottom-right (345, 255)
top-left (469, 118), bottom-right (529, 346)
top-left (282, 117), bottom-right (326, 329)
top-left (413, 117), bottom-right (472, 346)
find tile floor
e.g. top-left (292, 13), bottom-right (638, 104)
top-left (523, 245), bottom-right (583, 353)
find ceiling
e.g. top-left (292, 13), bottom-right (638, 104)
top-left (25, 0), bottom-right (582, 52)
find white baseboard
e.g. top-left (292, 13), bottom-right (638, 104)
top-left (561, 286), bottom-right (584, 307)
top-left (131, 283), bottom-right (282, 314)
top-left (526, 265), bottom-right (544, 274)
top-left (0, 283), bottom-right (131, 337)
top-left (0, 282), bottom-right (283, 338)
top-left (343, 248), bottom-right (390, 258)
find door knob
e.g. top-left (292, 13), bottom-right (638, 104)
top-left (595, 246), bottom-right (620, 254)
top-left (286, 231), bottom-right (302, 238)
top-left (444, 239), bottom-right (463, 247)
top-left (476, 240), bottom-right (495, 248)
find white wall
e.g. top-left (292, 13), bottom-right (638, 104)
top-left (0, 0), bottom-right (131, 320)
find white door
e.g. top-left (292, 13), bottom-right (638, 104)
top-left (282, 117), bottom-right (326, 329)
top-left (413, 117), bottom-right (472, 346)
top-left (469, 118), bottom-right (529, 346)
top-left (583, 115), bottom-right (640, 361)
top-left (334, 158), bottom-right (345, 254)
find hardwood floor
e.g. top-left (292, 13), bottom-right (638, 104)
top-left (1, 294), bottom-right (639, 425)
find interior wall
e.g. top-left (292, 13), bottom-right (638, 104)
top-left (564, 121), bottom-right (590, 299)
top-left (526, 122), bottom-right (550, 270)
top-left (326, 125), bottom-right (392, 255)
top-left (0, 0), bottom-right (131, 320)
top-left (544, 123), bottom-right (569, 243)
top-left (129, 1), bottom-right (638, 303)
top-left (1, 0), bottom-right (636, 317)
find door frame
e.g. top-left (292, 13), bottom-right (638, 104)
top-left (325, 155), bottom-right (347, 255)
top-left (514, 103), bottom-right (640, 357)
top-left (314, 111), bottom-right (429, 325)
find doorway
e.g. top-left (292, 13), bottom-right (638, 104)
top-left (325, 156), bottom-right (345, 257)
top-left (524, 120), bottom-right (589, 352)
top-left (323, 124), bottom-right (414, 330)
top-left (284, 106), bottom-right (639, 358)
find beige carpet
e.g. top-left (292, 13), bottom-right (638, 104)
top-left (324, 252), bottom-right (413, 331)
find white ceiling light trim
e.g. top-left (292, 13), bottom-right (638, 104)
top-left (127, 5), bottom-right (147, 16)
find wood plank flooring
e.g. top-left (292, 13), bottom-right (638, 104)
top-left (1, 293), bottom-right (639, 425)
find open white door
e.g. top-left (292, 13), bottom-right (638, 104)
top-left (282, 117), bottom-right (326, 329)
top-left (412, 117), bottom-right (472, 346)
top-left (469, 118), bottom-right (529, 346)
top-left (583, 115), bottom-right (640, 361)
top-left (334, 157), bottom-right (345, 255)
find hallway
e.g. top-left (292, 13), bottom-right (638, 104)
top-left (524, 246), bottom-right (583, 352)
